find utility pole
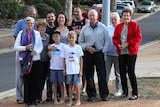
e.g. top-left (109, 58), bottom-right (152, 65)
top-left (102, 0), bottom-right (110, 26)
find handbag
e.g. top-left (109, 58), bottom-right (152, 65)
top-left (21, 52), bottom-right (33, 74)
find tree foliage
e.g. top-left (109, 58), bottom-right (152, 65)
top-left (0, 0), bottom-right (25, 19)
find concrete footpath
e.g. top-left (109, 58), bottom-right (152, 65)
top-left (0, 9), bottom-right (160, 106)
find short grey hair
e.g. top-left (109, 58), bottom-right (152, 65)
top-left (88, 9), bottom-right (98, 17)
top-left (25, 16), bottom-right (34, 23)
top-left (111, 12), bottom-right (120, 21)
top-left (26, 5), bottom-right (37, 13)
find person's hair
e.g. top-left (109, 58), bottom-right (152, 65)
top-left (111, 12), bottom-right (120, 21)
top-left (74, 5), bottom-right (83, 10)
top-left (68, 31), bottom-right (77, 38)
top-left (55, 11), bottom-right (68, 27)
top-left (88, 9), bottom-right (98, 17)
top-left (26, 5), bottom-right (37, 13)
top-left (25, 16), bottom-right (34, 23)
top-left (51, 30), bottom-right (61, 37)
top-left (46, 11), bottom-right (55, 17)
top-left (122, 8), bottom-right (132, 16)
top-left (37, 21), bottom-right (47, 29)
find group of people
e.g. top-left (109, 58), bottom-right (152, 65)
top-left (13, 4), bottom-right (142, 106)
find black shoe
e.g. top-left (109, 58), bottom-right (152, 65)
top-left (121, 93), bottom-right (128, 98)
top-left (101, 97), bottom-right (109, 101)
top-left (87, 97), bottom-right (96, 102)
top-left (129, 95), bottom-right (138, 100)
top-left (25, 103), bottom-right (30, 106)
top-left (45, 98), bottom-right (52, 102)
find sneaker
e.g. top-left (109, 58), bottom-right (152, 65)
top-left (129, 95), bottom-right (138, 100)
top-left (114, 91), bottom-right (122, 97)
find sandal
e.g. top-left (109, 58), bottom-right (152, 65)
top-left (17, 100), bottom-right (24, 104)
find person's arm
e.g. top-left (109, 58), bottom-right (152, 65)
top-left (63, 58), bottom-right (67, 76)
top-left (14, 31), bottom-right (26, 51)
top-left (32, 31), bottom-right (43, 56)
top-left (79, 56), bottom-right (83, 77)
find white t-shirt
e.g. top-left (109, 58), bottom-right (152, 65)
top-left (61, 44), bottom-right (84, 74)
top-left (50, 43), bottom-right (66, 70)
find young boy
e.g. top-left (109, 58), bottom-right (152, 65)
top-left (61, 31), bottom-right (84, 106)
top-left (49, 30), bottom-right (66, 104)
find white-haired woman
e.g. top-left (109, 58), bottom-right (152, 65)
top-left (14, 16), bottom-right (43, 106)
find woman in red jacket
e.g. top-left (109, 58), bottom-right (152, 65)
top-left (113, 8), bottom-right (142, 100)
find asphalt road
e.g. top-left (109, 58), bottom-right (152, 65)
top-left (0, 11), bottom-right (160, 92)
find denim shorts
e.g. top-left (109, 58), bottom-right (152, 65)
top-left (66, 74), bottom-right (80, 84)
top-left (50, 70), bottom-right (65, 83)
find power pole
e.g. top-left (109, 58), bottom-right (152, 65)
top-left (102, 0), bottom-right (110, 26)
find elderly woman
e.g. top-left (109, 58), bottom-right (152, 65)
top-left (113, 8), bottom-right (142, 100)
top-left (14, 16), bottom-right (43, 106)
top-left (36, 21), bottom-right (50, 103)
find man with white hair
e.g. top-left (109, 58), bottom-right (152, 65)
top-left (105, 12), bottom-right (122, 97)
top-left (78, 9), bottom-right (110, 102)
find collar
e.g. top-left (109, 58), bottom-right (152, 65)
top-left (90, 22), bottom-right (98, 29)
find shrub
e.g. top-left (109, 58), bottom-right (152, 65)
top-left (0, 0), bottom-right (25, 19)
top-left (35, 3), bottom-right (55, 18)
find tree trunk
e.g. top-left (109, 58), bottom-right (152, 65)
top-left (65, 0), bottom-right (73, 21)
top-left (110, 0), bottom-right (116, 12)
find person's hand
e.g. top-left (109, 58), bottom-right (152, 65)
top-left (47, 51), bottom-right (51, 58)
top-left (75, 30), bottom-right (81, 35)
top-left (79, 70), bottom-right (83, 77)
top-left (118, 42), bottom-right (128, 50)
top-left (86, 46), bottom-right (95, 54)
top-left (48, 44), bottom-right (57, 51)
top-left (63, 70), bottom-right (67, 76)
top-left (31, 50), bottom-right (37, 56)
top-left (26, 44), bottom-right (33, 51)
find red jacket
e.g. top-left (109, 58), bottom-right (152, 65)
top-left (113, 21), bottom-right (142, 55)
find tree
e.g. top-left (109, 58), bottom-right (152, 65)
top-left (110, 0), bottom-right (116, 12)
top-left (65, 0), bottom-right (72, 21)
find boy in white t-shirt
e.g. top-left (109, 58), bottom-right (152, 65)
top-left (49, 30), bottom-right (66, 104)
top-left (61, 31), bottom-right (84, 106)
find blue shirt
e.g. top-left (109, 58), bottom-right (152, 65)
top-left (13, 18), bottom-right (37, 37)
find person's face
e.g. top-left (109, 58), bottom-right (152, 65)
top-left (26, 21), bottom-right (34, 31)
top-left (52, 34), bottom-right (60, 43)
top-left (88, 11), bottom-right (98, 25)
top-left (38, 25), bottom-right (46, 36)
top-left (46, 13), bottom-right (55, 25)
top-left (73, 7), bottom-right (82, 19)
top-left (27, 9), bottom-right (37, 18)
top-left (111, 16), bottom-right (120, 26)
top-left (57, 14), bottom-right (66, 25)
top-left (68, 35), bottom-right (77, 44)
top-left (122, 12), bottom-right (131, 24)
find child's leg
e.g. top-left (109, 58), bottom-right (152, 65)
top-left (74, 84), bottom-right (81, 105)
top-left (53, 83), bottom-right (58, 104)
top-left (58, 82), bottom-right (65, 104)
top-left (68, 84), bottom-right (74, 106)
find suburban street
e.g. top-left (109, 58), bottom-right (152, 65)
top-left (0, 11), bottom-right (160, 93)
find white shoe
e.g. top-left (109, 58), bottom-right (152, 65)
top-left (114, 91), bottom-right (122, 97)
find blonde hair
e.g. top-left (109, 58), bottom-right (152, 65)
top-left (68, 31), bottom-right (77, 37)
top-left (25, 16), bottom-right (34, 23)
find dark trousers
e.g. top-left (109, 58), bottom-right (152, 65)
top-left (23, 61), bottom-right (40, 104)
top-left (37, 61), bottom-right (49, 100)
top-left (46, 69), bottom-right (52, 99)
top-left (119, 54), bottom-right (138, 96)
top-left (84, 51), bottom-right (109, 98)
